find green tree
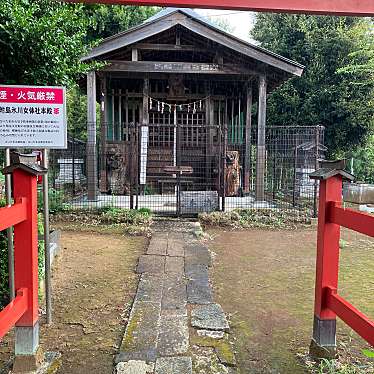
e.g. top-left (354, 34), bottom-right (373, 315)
top-left (83, 5), bottom-right (159, 42)
top-left (0, 0), bottom-right (92, 86)
top-left (251, 14), bottom-right (374, 156)
top-left (338, 20), bottom-right (374, 79)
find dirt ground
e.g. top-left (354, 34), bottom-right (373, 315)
top-left (0, 230), bottom-right (146, 374)
top-left (208, 227), bottom-right (374, 374)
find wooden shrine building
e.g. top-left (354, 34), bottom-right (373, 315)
top-left (82, 8), bottom-right (304, 209)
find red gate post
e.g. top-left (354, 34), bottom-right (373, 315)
top-left (309, 160), bottom-right (354, 358)
top-left (3, 157), bottom-right (47, 372)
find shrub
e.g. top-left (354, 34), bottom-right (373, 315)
top-left (199, 209), bottom-right (311, 229)
top-left (37, 188), bottom-right (68, 214)
top-left (99, 207), bottom-right (152, 225)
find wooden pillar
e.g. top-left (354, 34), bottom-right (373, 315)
top-left (256, 74), bottom-right (267, 201)
top-left (142, 78), bottom-right (149, 127)
top-left (205, 82), bottom-right (213, 189)
top-left (99, 74), bottom-right (108, 193)
top-left (87, 71), bottom-right (97, 201)
top-left (244, 83), bottom-right (252, 193)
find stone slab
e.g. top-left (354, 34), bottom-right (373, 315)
top-left (119, 301), bottom-right (160, 359)
top-left (147, 236), bottom-right (168, 256)
top-left (197, 330), bottom-right (224, 339)
top-left (137, 255), bottom-right (165, 274)
top-left (135, 274), bottom-right (164, 303)
top-left (161, 276), bottom-right (187, 316)
top-left (116, 360), bottom-right (155, 374)
top-left (155, 357), bottom-right (192, 374)
top-left (165, 256), bottom-right (184, 274)
top-left (185, 264), bottom-right (209, 283)
top-left (157, 315), bottom-right (189, 356)
top-left (185, 244), bottom-right (211, 267)
top-left (167, 239), bottom-right (185, 257)
top-left (191, 304), bottom-right (229, 331)
top-left (187, 279), bottom-right (213, 305)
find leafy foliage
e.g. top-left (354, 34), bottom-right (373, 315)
top-left (348, 135), bottom-right (374, 183)
top-left (251, 15), bottom-right (374, 157)
top-left (0, 0), bottom-right (93, 86)
top-left (37, 188), bottom-right (68, 214)
top-left (99, 206), bottom-right (152, 224)
top-left (83, 5), bottom-right (159, 42)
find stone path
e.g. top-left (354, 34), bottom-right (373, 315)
top-left (115, 221), bottom-right (237, 374)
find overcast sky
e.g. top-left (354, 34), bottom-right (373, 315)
top-left (194, 9), bottom-right (257, 42)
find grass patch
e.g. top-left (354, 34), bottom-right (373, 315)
top-left (199, 209), bottom-right (311, 229)
top-left (302, 357), bottom-right (374, 374)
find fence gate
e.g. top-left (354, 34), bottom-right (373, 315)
top-left (137, 110), bottom-right (223, 216)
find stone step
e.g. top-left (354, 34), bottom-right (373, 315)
top-left (137, 255), bottom-right (165, 274)
top-left (155, 357), bottom-right (192, 374)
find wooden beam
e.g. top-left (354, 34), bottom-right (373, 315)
top-left (135, 43), bottom-right (206, 52)
top-left (82, 17), bottom-right (180, 61)
top-left (66, 0), bottom-right (374, 17)
top-left (103, 61), bottom-right (256, 75)
top-left (256, 74), bottom-right (266, 201)
top-left (243, 83), bottom-right (252, 193)
top-left (87, 71), bottom-right (98, 201)
top-left (99, 75), bottom-right (108, 193)
top-left (179, 18), bottom-right (304, 76)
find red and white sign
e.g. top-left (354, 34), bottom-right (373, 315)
top-left (0, 85), bottom-right (67, 149)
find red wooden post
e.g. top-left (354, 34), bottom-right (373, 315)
top-left (310, 174), bottom-right (342, 357)
top-left (12, 168), bottom-right (42, 371)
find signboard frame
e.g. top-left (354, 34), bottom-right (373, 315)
top-left (0, 84), bottom-right (67, 150)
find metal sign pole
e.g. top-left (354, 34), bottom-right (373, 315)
top-left (42, 149), bottom-right (52, 324)
top-left (5, 148), bottom-right (15, 300)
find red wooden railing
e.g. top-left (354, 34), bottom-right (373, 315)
top-left (0, 166), bottom-right (40, 339)
top-left (312, 170), bottom-right (374, 349)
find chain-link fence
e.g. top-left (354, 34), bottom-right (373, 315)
top-left (49, 124), bottom-right (325, 217)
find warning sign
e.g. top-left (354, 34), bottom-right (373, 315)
top-left (0, 85), bottom-right (67, 149)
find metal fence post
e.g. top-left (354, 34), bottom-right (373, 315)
top-left (313, 126), bottom-right (320, 218)
top-left (5, 148), bottom-right (15, 301)
top-left (42, 149), bottom-right (52, 325)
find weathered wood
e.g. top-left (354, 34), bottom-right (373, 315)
top-left (99, 74), bottom-right (108, 193)
top-left (87, 71), bottom-right (98, 201)
top-left (103, 61), bottom-right (256, 75)
top-left (82, 16), bottom-right (180, 61)
top-left (110, 89), bottom-right (115, 141)
top-left (132, 48), bottom-right (138, 61)
top-left (135, 43), bottom-right (204, 52)
top-left (243, 83), bottom-right (252, 193)
top-left (143, 79), bottom-right (149, 126)
top-left (256, 74), bottom-right (267, 201)
top-left (118, 88), bottom-right (123, 140)
top-left (179, 18), bottom-right (304, 76)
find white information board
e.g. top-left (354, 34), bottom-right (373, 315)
top-left (140, 126), bottom-right (149, 185)
top-left (0, 85), bottom-right (67, 149)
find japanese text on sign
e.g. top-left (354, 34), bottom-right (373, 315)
top-left (0, 85), bottom-right (67, 149)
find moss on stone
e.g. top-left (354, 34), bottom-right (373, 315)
top-left (191, 334), bottom-right (236, 366)
top-left (120, 308), bottom-right (141, 350)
